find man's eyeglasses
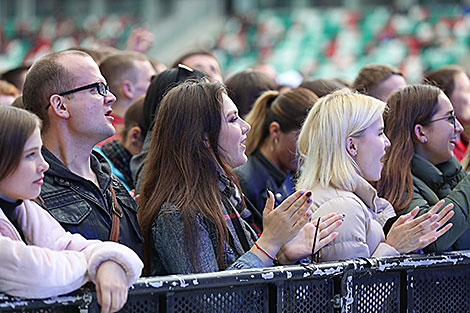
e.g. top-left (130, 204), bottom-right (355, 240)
top-left (45, 82), bottom-right (109, 109)
top-left (428, 113), bottom-right (457, 129)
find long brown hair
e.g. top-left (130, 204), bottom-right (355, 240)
top-left (377, 84), bottom-right (441, 211)
top-left (0, 105), bottom-right (41, 181)
top-left (138, 80), bottom-right (236, 274)
top-left (244, 87), bottom-right (318, 155)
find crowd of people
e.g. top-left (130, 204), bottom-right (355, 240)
top-left (0, 30), bottom-right (470, 312)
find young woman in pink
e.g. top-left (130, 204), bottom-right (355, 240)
top-left (0, 105), bottom-right (143, 313)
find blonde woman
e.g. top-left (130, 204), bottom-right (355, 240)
top-left (296, 89), bottom-right (454, 262)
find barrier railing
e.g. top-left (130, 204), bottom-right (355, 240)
top-left (2, 251), bottom-right (470, 313)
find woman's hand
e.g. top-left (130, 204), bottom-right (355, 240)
top-left (252, 190), bottom-right (314, 263)
top-left (385, 200), bottom-right (454, 254)
top-left (95, 261), bottom-right (130, 313)
top-left (277, 213), bottom-right (343, 264)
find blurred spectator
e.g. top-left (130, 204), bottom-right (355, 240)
top-left (225, 69), bottom-right (277, 118)
top-left (0, 66), bottom-right (29, 93)
top-left (300, 78), bottom-right (348, 98)
top-left (423, 65), bottom-right (470, 160)
top-left (99, 51), bottom-right (155, 139)
top-left (96, 96), bottom-right (145, 191)
top-left (126, 27), bottom-right (155, 53)
top-left (0, 80), bottom-right (19, 106)
top-left (68, 46), bottom-right (119, 66)
top-left (353, 64), bottom-right (407, 101)
top-left (172, 48), bottom-right (223, 83)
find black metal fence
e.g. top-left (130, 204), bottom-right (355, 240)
top-left (2, 251), bottom-right (470, 313)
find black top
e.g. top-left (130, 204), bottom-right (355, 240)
top-left (236, 150), bottom-right (295, 214)
top-left (0, 195), bottom-right (25, 241)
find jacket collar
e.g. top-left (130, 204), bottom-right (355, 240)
top-left (352, 174), bottom-right (395, 221)
top-left (252, 150), bottom-right (286, 186)
top-left (42, 147), bottom-right (113, 191)
top-left (411, 154), bottom-right (463, 192)
top-left (311, 173), bottom-right (395, 227)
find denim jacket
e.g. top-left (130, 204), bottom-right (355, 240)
top-left (38, 147), bottom-right (144, 259)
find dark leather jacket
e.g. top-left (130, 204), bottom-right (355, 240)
top-left (235, 150), bottom-right (295, 214)
top-left (38, 147), bottom-right (144, 259)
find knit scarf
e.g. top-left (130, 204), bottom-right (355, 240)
top-left (218, 172), bottom-right (258, 259)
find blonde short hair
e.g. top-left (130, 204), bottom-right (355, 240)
top-left (296, 88), bottom-right (386, 191)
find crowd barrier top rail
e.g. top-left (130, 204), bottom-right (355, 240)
top-left (1, 250), bottom-right (470, 312)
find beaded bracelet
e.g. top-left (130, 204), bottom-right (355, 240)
top-left (254, 241), bottom-right (281, 266)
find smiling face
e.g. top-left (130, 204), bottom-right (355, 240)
top-left (418, 92), bottom-right (464, 165)
top-left (58, 54), bottom-right (117, 144)
top-left (0, 128), bottom-right (49, 200)
top-left (218, 93), bottom-right (251, 169)
top-left (349, 116), bottom-right (391, 182)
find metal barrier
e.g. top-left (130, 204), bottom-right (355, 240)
top-left (2, 251), bottom-right (470, 313)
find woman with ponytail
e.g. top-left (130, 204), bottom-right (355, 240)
top-left (236, 88), bottom-right (318, 214)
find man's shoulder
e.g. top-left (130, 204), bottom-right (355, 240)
top-left (111, 175), bottom-right (139, 212)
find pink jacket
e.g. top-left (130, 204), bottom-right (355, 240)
top-left (310, 174), bottom-right (399, 261)
top-left (0, 199), bottom-right (143, 299)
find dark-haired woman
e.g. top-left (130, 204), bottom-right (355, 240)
top-left (378, 84), bottom-right (470, 252)
top-left (138, 80), bottom-right (343, 275)
top-left (0, 106), bottom-right (142, 312)
top-left (236, 88), bottom-right (318, 214)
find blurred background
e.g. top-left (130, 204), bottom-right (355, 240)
top-left (0, 0), bottom-right (469, 83)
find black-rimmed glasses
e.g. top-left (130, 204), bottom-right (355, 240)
top-left (428, 113), bottom-right (456, 129)
top-left (45, 82), bottom-right (109, 109)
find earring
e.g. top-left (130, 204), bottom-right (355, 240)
top-left (271, 138), bottom-right (279, 152)
top-left (423, 138), bottom-right (427, 143)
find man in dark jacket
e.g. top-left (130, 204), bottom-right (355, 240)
top-left (22, 49), bottom-right (143, 258)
